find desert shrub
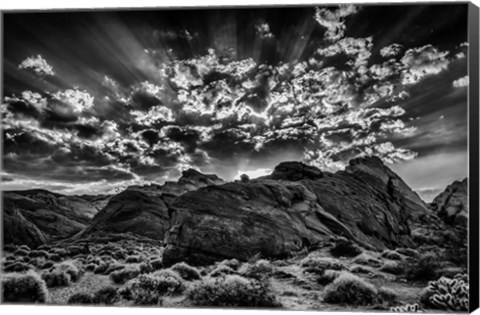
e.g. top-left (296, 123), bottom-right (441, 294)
top-left (94, 262), bottom-right (110, 274)
top-left (113, 249), bottom-right (126, 260)
top-left (330, 239), bottom-right (362, 258)
top-left (92, 286), bottom-right (118, 305)
top-left (426, 275), bottom-right (469, 311)
top-left (171, 262), bottom-right (201, 281)
top-left (209, 265), bottom-right (238, 278)
top-left (22, 256), bottom-right (32, 263)
top-left (395, 248), bottom-right (419, 258)
top-left (150, 259), bottom-right (163, 271)
top-left (47, 253), bottom-right (61, 262)
top-left (379, 261), bottom-right (404, 275)
top-left (350, 265), bottom-right (371, 274)
top-left (37, 245), bottom-right (51, 251)
top-left (4, 244), bottom-right (17, 252)
top-left (67, 292), bottom-right (94, 305)
top-left (352, 253), bottom-right (382, 268)
top-left (403, 254), bottom-right (442, 281)
top-left (187, 274), bottom-right (280, 307)
top-left (13, 248), bottom-right (29, 256)
top-left (18, 245), bottom-right (31, 252)
top-left (85, 263), bottom-right (96, 272)
top-left (39, 261), bottom-right (55, 270)
top-left (29, 250), bottom-right (50, 258)
top-left (218, 258), bottom-right (241, 270)
top-left (50, 248), bottom-right (68, 257)
top-left (42, 262), bottom-right (81, 287)
top-left (103, 263), bottom-right (125, 275)
top-left (317, 269), bottom-right (342, 285)
top-left (125, 255), bottom-right (141, 263)
top-left (391, 303), bottom-right (422, 312)
top-left (5, 255), bottom-right (16, 261)
top-left (301, 256), bottom-right (344, 275)
top-left (323, 273), bottom-right (377, 306)
top-left (381, 250), bottom-right (403, 261)
top-left (121, 270), bottom-right (184, 305)
top-left (1, 271), bottom-right (48, 303)
top-left (376, 287), bottom-right (398, 305)
top-left (239, 259), bottom-right (274, 279)
top-left (4, 262), bottom-right (32, 273)
top-left (139, 262), bottom-right (153, 274)
top-left (110, 265), bottom-right (140, 284)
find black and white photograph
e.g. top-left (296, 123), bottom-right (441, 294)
top-left (0, 2), bottom-right (478, 313)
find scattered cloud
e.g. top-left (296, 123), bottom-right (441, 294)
top-left (400, 45), bottom-right (450, 85)
top-left (452, 75), bottom-right (469, 88)
top-left (314, 4), bottom-right (359, 41)
top-left (18, 55), bottom-right (55, 76)
top-left (380, 43), bottom-right (404, 57)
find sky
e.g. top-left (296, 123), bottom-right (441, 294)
top-left (1, 4), bottom-right (469, 200)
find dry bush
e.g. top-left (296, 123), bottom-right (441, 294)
top-left (171, 262), bottom-right (201, 281)
top-left (1, 271), bottom-right (48, 303)
top-left (120, 269), bottom-right (184, 305)
top-left (317, 269), bottom-right (342, 285)
top-left (352, 253), bottom-right (382, 267)
top-left (29, 250), bottom-right (50, 258)
top-left (330, 239), bottom-right (362, 257)
top-left (4, 262), bottom-right (32, 273)
top-left (187, 274), bottom-right (280, 307)
top-left (92, 286), bottom-right (119, 305)
top-left (381, 250), bottom-right (403, 261)
top-left (395, 248), bottom-right (419, 258)
top-left (403, 253), bottom-right (442, 281)
top-left (209, 265), bottom-right (238, 278)
top-left (125, 255), bottom-right (141, 263)
top-left (110, 265), bottom-right (140, 284)
top-left (323, 273), bottom-right (377, 306)
top-left (350, 265), bottom-right (371, 274)
top-left (239, 259), bottom-right (274, 280)
top-left (67, 292), bottom-right (94, 305)
top-left (41, 262), bottom-right (81, 288)
top-left (13, 248), bottom-right (29, 256)
top-left (379, 261), bottom-right (404, 275)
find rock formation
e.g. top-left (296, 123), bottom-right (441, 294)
top-left (430, 178), bottom-right (468, 226)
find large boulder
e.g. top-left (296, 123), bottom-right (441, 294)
top-left (162, 156), bottom-right (432, 266)
top-left (75, 168), bottom-right (225, 240)
top-left (430, 178), bottom-right (468, 226)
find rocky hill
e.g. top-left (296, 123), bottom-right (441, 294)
top-left (72, 169), bottom-right (225, 240)
top-left (3, 156), bottom-right (465, 267)
top-left (430, 178), bottom-right (468, 226)
top-left (3, 190), bottom-right (110, 246)
top-left (162, 157), bottom-right (436, 265)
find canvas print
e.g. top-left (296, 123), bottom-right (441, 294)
top-left (0, 3), bottom-right (476, 312)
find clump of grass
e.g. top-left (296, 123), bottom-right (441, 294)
top-left (352, 253), bottom-right (382, 268)
top-left (376, 287), bottom-right (399, 306)
top-left (403, 253), bottom-right (442, 281)
top-left (209, 265), bottom-right (238, 278)
top-left (239, 259), bottom-right (274, 279)
top-left (323, 273), bottom-right (378, 306)
top-left (379, 261), bottom-right (404, 275)
top-left (301, 256), bottom-right (345, 274)
top-left (39, 261), bottom-right (55, 270)
top-left (350, 265), bottom-right (372, 274)
top-left (29, 250), bottom-right (50, 258)
top-left (92, 286), bottom-right (119, 305)
top-left (1, 271), bottom-right (48, 303)
top-left (110, 265), bottom-right (141, 284)
top-left (18, 245), bottom-right (31, 252)
top-left (171, 262), bottom-right (201, 281)
top-left (120, 270), bottom-right (184, 305)
top-left (47, 253), bottom-right (61, 262)
top-left (4, 261), bottom-right (32, 273)
top-left (41, 262), bottom-right (81, 288)
top-left (125, 255), bottom-right (141, 263)
top-left (13, 248), bottom-right (30, 256)
top-left (67, 292), bottom-right (94, 305)
top-left (330, 239), bottom-right (362, 258)
top-left (381, 250), bottom-right (403, 261)
top-left (149, 259), bottom-right (163, 271)
top-left (317, 269), bottom-right (342, 285)
top-left (395, 248), bottom-right (419, 258)
top-left (94, 262), bottom-right (110, 274)
top-left (187, 274), bottom-right (280, 307)
top-left (217, 258), bottom-right (241, 270)
top-left (5, 255), bottom-right (16, 261)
